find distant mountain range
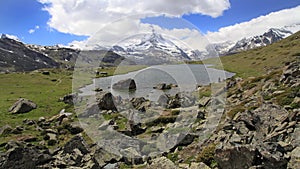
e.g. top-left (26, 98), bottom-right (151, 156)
top-left (109, 29), bottom-right (194, 64)
top-left (0, 34), bottom-right (124, 72)
top-left (107, 24), bottom-right (300, 59)
top-left (211, 26), bottom-right (298, 55)
top-left (0, 24), bottom-right (299, 72)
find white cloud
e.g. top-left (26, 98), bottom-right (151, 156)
top-left (28, 25), bottom-right (40, 34)
top-left (38, 0), bottom-right (230, 36)
top-left (206, 5), bottom-right (300, 43)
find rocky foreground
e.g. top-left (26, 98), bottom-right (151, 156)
top-left (0, 60), bottom-right (299, 169)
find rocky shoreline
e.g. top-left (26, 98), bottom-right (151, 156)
top-left (0, 60), bottom-right (299, 169)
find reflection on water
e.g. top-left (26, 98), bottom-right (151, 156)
top-left (79, 64), bottom-right (235, 101)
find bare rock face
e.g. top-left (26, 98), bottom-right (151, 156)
top-left (112, 78), bottom-right (136, 90)
top-left (9, 98), bottom-right (37, 114)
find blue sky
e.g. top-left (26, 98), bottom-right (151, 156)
top-left (0, 0), bottom-right (88, 45)
top-left (0, 0), bottom-right (300, 46)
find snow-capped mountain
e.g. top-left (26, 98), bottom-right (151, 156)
top-left (213, 24), bottom-right (300, 55)
top-left (110, 29), bottom-right (196, 64)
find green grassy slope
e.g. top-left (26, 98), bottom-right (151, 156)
top-left (205, 31), bottom-right (300, 78)
top-left (0, 69), bottom-right (72, 127)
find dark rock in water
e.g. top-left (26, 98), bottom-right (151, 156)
top-left (112, 78), bottom-right (136, 90)
top-left (94, 87), bottom-right (103, 92)
top-left (9, 98), bottom-right (37, 114)
top-left (96, 92), bottom-right (117, 111)
top-left (215, 145), bottom-right (259, 169)
top-left (153, 83), bottom-right (172, 90)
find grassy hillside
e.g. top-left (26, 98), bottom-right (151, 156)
top-left (0, 69), bottom-right (73, 127)
top-left (205, 31), bottom-right (300, 78)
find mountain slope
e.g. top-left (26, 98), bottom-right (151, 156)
top-left (0, 34), bottom-right (126, 72)
top-left (0, 35), bottom-right (60, 72)
top-left (205, 30), bottom-right (300, 78)
top-left (213, 28), bottom-right (295, 55)
top-left (111, 29), bottom-right (193, 64)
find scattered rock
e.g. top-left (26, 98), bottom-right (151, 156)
top-left (215, 145), bottom-right (259, 169)
top-left (130, 97), bottom-right (150, 112)
top-left (190, 162), bottom-right (211, 169)
top-left (94, 87), bottom-right (103, 92)
top-left (157, 94), bottom-right (170, 107)
top-left (63, 135), bottom-right (89, 155)
top-left (112, 78), bottom-right (136, 90)
top-left (22, 119), bottom-right (36, 125)
top-left (198, 97), bottom-right (211, 107)
top-left (96, 92), bottom-right (117, 111)
top-left (79, 104), bottom-right (100, 118)
top-left (153, 83), bottom-right (172, 90)
top-left (67, 122), bottom-right (84, 134)
top-left (60, 93), bottom-right (78, 105)
top-left (147, 157), bottom-right (177, 169)
top-left (0, 125), bottom-right (13, 136)
top-left (38, 117), bottom-right (46, 123)
top-left (9, 98), bottom-right (37, 114)
top-left (288, 147), bottom-right (300, 169)
top-left (44, 133), bottom-right (57, 146)
top-left (257, 142), bottom-right (288, 169)
top-left (1, 146), bottom-right (53, 169)
top-left (41, 71), bottom-right (50, 75)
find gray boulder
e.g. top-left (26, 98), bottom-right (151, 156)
top-left (112, 78), bottom-right (136, 90)
top-left (147, 157), bottom-right (177, 169)
top-left (1, 146), bottom-right (53, 169)
top-left (0, 125), bottom-right (13, 136)
top-left (9, 98), bottom-right (37, 114)
top-left (215, 145), bottom-right (259, 169)
top-left (157, 94), bottom-right (170, 107)
top-left (96, 92), bottom-right (117, 111)
top-left (60, 93), bottom-right (78, 105)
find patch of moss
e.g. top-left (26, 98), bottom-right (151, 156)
top-left (196, 143), bottom-right (216, 165)
top-left (167, 152), bottom-right (179, 162)
top-left (227, 105), bottom-right (245, 119)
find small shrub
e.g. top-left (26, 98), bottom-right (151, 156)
top-left (167, 153), bottom-right (179, 162)
top-left (197, 143), bottom-right (216, 165)
top-left (227, 105), bottom-right (245, 119)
